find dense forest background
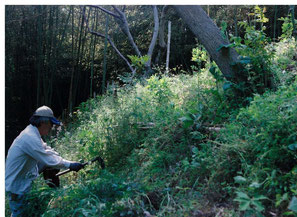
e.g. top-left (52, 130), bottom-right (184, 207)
top-left (5, 5), bottom-right (296, 155)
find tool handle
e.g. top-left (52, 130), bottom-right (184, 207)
top-left (56, 169), bottom-right (71, 177)
top-left (56, 161), bottom-right (88, 177)
top-left (55, 156), bottom-right (105, 177)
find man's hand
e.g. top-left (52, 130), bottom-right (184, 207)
top-left (69, 162), bottom-right (84, 172)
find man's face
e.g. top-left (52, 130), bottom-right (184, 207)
top-left (39, 121), bottom-right (53, 136)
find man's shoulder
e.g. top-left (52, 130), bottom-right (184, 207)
top-left (18, 125), bottom-right (41, 144)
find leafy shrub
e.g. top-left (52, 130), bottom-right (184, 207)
top-left (128, 55), bottom-right (149, 74)
top-left (206, 81), bottom-right (297, 215)
top-left (278, 15), bottom-right (297, 40)
top-left (271, 38), bottom-right (297, 86)
top-left (231, 6), bottom-right (275, 96)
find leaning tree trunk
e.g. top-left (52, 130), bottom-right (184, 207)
top-left (173, 5), bottom-right (239, 80)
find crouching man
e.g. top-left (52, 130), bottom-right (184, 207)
top-left (5, 106), bottom-right (84, 216)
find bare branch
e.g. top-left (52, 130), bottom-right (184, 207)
top-left (112, 5), bottom-right (123, 15)
top-left (89, 30), bottom-right (135, 74)
top-left (89, 5), bottom-right (141, 57)
top-left (111, 5), bottom-right (142, 57)
top-left (83, 7), bottom-right (136, 74)
top-left (87, 5), bottom-right (120, 19)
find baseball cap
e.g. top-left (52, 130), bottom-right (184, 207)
top-left (33, 106), bottom-right (61, 125)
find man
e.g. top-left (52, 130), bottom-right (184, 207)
top-left (5, 105), bottom-right (84, 216)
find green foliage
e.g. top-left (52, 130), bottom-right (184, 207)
top-left (231, 6), bottom-right (275, 96)
top-left (209, 81), bottom-right (297, 215)
top-left (220, 20), bottom-right (228, 40)
top-left (191, 45), bottom-right (209, 70)
top-left (229, 7), bottom-right (297, 102)
top-left (270, 37), bottom-right (297, 87)
top-left (251, 5), bottom-right (269, 24)
top-left (146, 75), bottom-right (173, 103)
top-left (234, 191), bottom-right (267, 216)
top-left (128, 55), bottom-right (149, 74)
top-left (278, 15), bottom-right (297, 40)
top-left (191, 44), bottom-right (224, 85)
top-left (288, 196), bottom-right (297, 213)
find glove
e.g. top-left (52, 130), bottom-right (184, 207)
top-left (69, 162), bottom-right (84, 172)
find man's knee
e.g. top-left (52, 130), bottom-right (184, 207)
top-left (8, 193), bottom-right (27, 217)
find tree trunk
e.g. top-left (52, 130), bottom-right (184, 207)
top-left (43, 6), bottom-right (54, 106)
top-left (166, 21), bottom-right (171, 75)
top-left (158, 6), bottom-right (168, 49)
top-left (74, 6), bottom-right (89, 105)
top-left (68, 6), bottom-right (75, 113)
top-left (145, 5), bottom-right (159, 76)
top-left (234, 6), bottom-right (238, 37)
top-left (290, 6), bottom-right (296, 40)
top-left (36, 5), bottom-right (43, 107)
top-left (173, 5), bottom-right (239, 80)
top-left (102, 14), bottom-right (109, 94)
top-left (71, 6), bottom-right (86, 109)
top-left (90, 9), bottom-right (98, 97)
top-left (155, 5), bottom-right (168, 65)
top-left (57, 6), bottom-right (71, 51)
top-left (273, 6), bottom-right (278, 41)
top-left (49, 6), bottom-right (59, 106)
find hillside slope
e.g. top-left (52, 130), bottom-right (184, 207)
top-left (5, 72), bottom-right (296, 217)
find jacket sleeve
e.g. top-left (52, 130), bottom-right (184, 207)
top-left (42, 141), bottom-right (59, 155)
top-left (23, 135), bottom-right (72, 169)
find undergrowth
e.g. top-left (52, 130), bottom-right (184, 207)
top-left (7, 70), bottom-right (295, 216)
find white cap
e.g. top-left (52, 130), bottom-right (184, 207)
top-left (33, 106), bottom-right (61, 125)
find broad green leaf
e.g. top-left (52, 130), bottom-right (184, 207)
top-left (234, 176), bottom-right (247, 184)
top-left (180, 114), bottom-right (194, 122)
top-left (288, 196), bottom-right (297, 213)
top-left (288, 143), bottom-right (297, 151)
top-left (239, 58), bottom-right (251, 64)
top-left (236, 191), bottom-right (250, 200)
top-left (179, 119), bottom-right (193, 129)
top-left (251, 200), bottom-right (265, 212)
top-left (191, 161), bottom-right (200, 167)
top-left (182, 158), bottom-right (190, 167)
top-left (192, 147), bottom-right (199, 154)
top-left (283, 211), bottom-right (295, 216)
top-left (209, 66), bottom-right (216, 75)
top-left (223, 82), bottom-right (232, 91)
top-left (234, 198), bottom-right (250, 203)
top-left (249, 182), bottom-right (261, 188)
top-left (239, 200), bottom-right (250, 211)
top-left (216, 43), bottom-right (233, 52)
top-left (253, 195), bottom-right (268, 200)
top-left (179, 113), bottom-right (195, 129)
top-left (276, 193), bottom-right (288, 207)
